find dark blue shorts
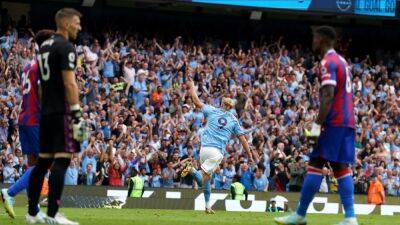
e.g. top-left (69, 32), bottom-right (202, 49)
top-left (19, 125), bottom-right (40, 156)
top-left (310, 126), bottom-right (355, 164)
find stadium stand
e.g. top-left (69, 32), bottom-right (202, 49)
top-left (0, 3), bottom-right (399, 197)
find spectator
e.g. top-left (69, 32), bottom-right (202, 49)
top-left (150, 167), bottom-right (162, 188)
top-left (319, 167), bottom-right (330, 193)
top-left (96, 150), bottom-right (111, 186)
top-left (222, 162), bottom-right (236, 190)
top-left (82, 148), bottom-right (98, 174)
top-left (266, 198), bottom-right (285, 212)
top-left (230, 175), bottom-right (248, 201)
top-left (383, 170), bottom-right (399, 196)
top-left (329, 171), bottom-right (338, 193)
top-left (287, 157), bottom-right (305, 192)
top-left (368, 174), bottom-right (385, 205)
top-left (65, 159), bottom-right (79, 186)
top-left (14, 155), bottom-right (26, 179)
top-left (139, 168), bottom-right (150, 188)
top-left (212, 167), bottom-right (224, 190)
top-left (0, 160), bottom-right (3, 183)
top-left (354, 166), bottom-right (367, 194)
top-left (238, 163), bottom-right (254, 191)
top-left (127, 169), bottom-right (144, 198)
top-left (162, 161), bottom-right (176, 188)
top-left (272, 163), bottom-right (289, 192)
top-left (81, 163), bottom-right (96, 185)
top-left (0, 119), bottom-right (8, 143)
top-left (132, 70), bottom-right (149, 108)
top-left (123, 60), bottom-right (136, 88)
top-left (3, 158), bottom-right (16, 184)
top-left (253, 168), bottom-right (269, 192)
top-left (108, 156), bottom-right (127, 187)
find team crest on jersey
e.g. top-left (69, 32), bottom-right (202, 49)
top-left (68, 52), bottom-right (75, 62)
top-left (68, 52), bottom-right (76, 69)
top-left (218, 117), bottom-right (228, 129)
top-left (321, 67), bottom-right (327, 75)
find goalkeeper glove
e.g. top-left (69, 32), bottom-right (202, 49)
top-left (71, 104), bottom-right (89, 143)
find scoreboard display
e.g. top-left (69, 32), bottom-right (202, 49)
top-left (354, 0), bottom-right (397, 17)
top-left (192, 0), bottom-right (397, 17)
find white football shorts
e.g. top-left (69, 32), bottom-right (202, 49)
top-left (200, 146), bottom-right (223, 174)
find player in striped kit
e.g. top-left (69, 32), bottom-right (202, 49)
top-left (1, 30), bottom-right (54, 221)
top-left (181, 77), bottom-right (253, 214)
top-left (275, 26), bottom-right (357, 225)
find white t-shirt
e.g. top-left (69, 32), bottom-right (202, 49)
top-left (319, 177), bottom-right (329, 193)
top-left (149, 140), bottom-right (161, 151)
top-left (83, 46), bottom-right (98, 62)
top-left (294, 70), bottom-right (304, 83)
top-left (124, 66), bottom-right (136, 85)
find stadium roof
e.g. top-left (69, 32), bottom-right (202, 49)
top-left (3, 0), bottom-right (400, 25)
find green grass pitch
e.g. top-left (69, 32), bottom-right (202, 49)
top-left (1, 207), bottom-right (398, 225)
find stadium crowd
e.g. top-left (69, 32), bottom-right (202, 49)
top-left (0, 21), bottom-right (399, 197)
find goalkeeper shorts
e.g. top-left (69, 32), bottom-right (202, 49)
top-left (40, 114), bottom-right (79, 154)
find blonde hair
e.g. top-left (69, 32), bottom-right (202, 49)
top-left (221, 97), bottom-right (235, 109)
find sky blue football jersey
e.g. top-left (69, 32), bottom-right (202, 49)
top-left (200, 105), bottom-right (245, 152)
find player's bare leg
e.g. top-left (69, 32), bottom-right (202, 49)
top-left (182, 161), bottom-right (215, 214)
top-left (201, 171), bottom-right (215, 214)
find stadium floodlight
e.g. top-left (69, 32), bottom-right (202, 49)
top-left (82, 0), bottom-right (96, 7)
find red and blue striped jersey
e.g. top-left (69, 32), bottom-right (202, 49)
top-left (319, 49), bottom-right (355, 128)
top-left (18, 60), bottom-right (40, 126)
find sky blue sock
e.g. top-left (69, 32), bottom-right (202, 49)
top-left (337, 170), bottom-right (355, 218)
top-left (296, 169), bottom-right (323, 217)
top-left (203, 180), bottom-right (211, 208)
top-left (8, 166), bottom-right (34, 197)
top-left (191, 169), bottom-right (203, 188)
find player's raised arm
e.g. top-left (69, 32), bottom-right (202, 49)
top-left (238, 135), bottom-right (253, 164)
top-left (187, 77), bottom-right (204, 109)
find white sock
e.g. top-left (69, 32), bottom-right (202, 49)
top-left (205, 201), bottom-right (211, 209)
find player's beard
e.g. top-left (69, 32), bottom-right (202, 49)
top-left (67, 27), bottom-right (78, 41)
top-left (69, 31), bottom-right (77, 41)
